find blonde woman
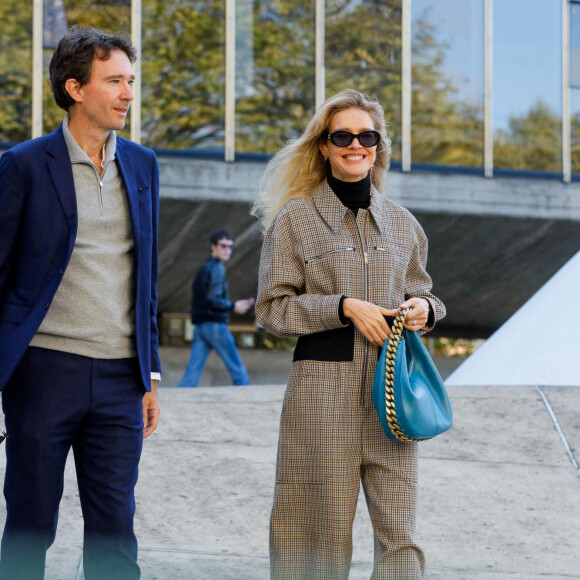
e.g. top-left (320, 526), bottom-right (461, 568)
top-left (253, 89), bottom-right (445, 579)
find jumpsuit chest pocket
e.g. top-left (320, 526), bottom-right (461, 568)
top-left (303, 245), bottom-right (360, 296)
top-left (372, 242), bottom-right (411, 265)
top-left (304, 246), bottom-right (357, 264)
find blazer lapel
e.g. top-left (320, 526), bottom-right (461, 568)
top-left (46, 125), bottom-right (78, 230)
top-left (115, 139), bottom-right (141, 258)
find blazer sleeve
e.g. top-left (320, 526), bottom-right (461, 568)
top-left (149, 155), bottom-right (162, 374)
top-left (0, 151), bottom-right (26, 303)
top-left (255, 209), bottom-right (347, 337)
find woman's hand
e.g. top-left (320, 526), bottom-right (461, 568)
top-left (343, 298), bottom-right (398, 346)
top-left (399, 297), bottom-right (430, 331)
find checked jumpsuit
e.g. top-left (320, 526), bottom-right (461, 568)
top-left (256, 181), bottom-right (445, 580)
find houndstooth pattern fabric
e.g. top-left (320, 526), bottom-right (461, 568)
top-left (256, 181), bottom-right (445, 580)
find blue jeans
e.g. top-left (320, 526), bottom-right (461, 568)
top-left (178, 322), bottom-right (250, 387)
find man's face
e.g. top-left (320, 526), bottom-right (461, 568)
top-left (211, 238), bottom-right (234, 262)
top-left (71, 49), bottom-right (135, 132)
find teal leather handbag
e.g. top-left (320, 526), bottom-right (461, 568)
top-left (372, 309), bottom-right (453, 443)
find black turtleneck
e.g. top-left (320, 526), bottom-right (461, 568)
top-left (327, 173), bottom-right (371, 217)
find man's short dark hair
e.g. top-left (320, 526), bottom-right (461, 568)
top-left (49, 25), bottom-right (137, 111)
top-left (210, 230), bottom-right (232, 245)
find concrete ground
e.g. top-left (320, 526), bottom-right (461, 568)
top-left (0, 347), bottom-right (579, 579)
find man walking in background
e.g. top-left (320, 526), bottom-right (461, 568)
top-left (178, 231), bottom-right (254, 387)
top-left (0, 26), bottom-right (160, 579)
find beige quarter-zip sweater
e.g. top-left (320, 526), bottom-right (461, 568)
top-left (30, 116), bottom-right (136, 359)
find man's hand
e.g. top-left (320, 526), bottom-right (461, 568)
top-left (143, 381), bottom-right (160, 439)
top-left (234, 297), bottom-right (255, 315)
top-left (343, 298), bottom-right (398, 346)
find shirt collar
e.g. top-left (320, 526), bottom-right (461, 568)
top-left (62, 113), bottom-right (117, 168)
top-left (312, 178), bottom-right (387, 234)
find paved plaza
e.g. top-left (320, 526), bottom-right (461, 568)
top-left (1, 347), bottom-right (579, 579)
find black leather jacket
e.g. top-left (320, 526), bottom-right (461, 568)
top-left (191, 257), bottom-right (234, 324)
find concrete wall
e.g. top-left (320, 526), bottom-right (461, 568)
top-left (157, 157), bottom-right (580, 336)
top-left (158, 156), bottom-right (580, 220)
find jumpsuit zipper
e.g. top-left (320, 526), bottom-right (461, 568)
top-left (353, 212), bottom-right (369, 406)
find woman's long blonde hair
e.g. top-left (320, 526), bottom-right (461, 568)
top-left (251, 89), bottom-right (392, 229)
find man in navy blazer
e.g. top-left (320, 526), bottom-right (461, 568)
top-left (0, 26), bottom-right (160, 579)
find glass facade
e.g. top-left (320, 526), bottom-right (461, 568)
top-left (0, 0), bottom-right (33, 143)
top-left (234, 0), bottom-right (316, 154)
top-left (411, 0), bottom-right (484, 167)
top-left (1, 0), bottom-right (577, 180)
top-left (493, 0), bottom-right (562, 173)
top-left (141, 0), bottom-right (225, 151)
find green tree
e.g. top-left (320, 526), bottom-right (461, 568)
top-left (571, 111), bottom-right (580, 174)
top-left (0, 0), bottom-right (32, 143)
top-left (234, 0), bottom-right (316, 153)
top-left (495, 100), bottom-right (561, 172)
top-left (141, 0), bottom-right (226, 149)
top-left (2, 0), bottom-right (565, 175)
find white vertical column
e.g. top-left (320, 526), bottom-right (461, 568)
top-left (131, 0), bottom-right (142, 144)
top-left (32, 0), bottom-right (43, 139)
top-left (315, 0), bottom-right (325, 111)
top-left (562, 0), bottom-right (571, 183)
top-left (484, 0), bottom-right (493, 177)
top-left (225, 0), bottom-right (236, 162)
top-left (401, 0), bottom-right (411, 172)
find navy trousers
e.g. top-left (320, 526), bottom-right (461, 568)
top-left (0, 347), bottom-right (144, 580)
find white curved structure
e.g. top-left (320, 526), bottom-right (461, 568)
top-left (446, 249), bottom-right (580, 387)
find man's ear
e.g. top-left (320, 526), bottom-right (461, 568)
top-left (64, 79), bottom-right (83, 104)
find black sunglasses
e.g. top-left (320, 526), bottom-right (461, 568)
top-left (328, 130), bottom-right (381, 148)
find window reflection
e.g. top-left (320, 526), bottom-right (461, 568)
top-left (235, 0), bottom-right (315, 155)
top-left (570, 2), bottom-right (580, 174)
top-left (493, 0), bottom-right (561, 173)
top-left (0, 0), bottom-right (32, 144)
top-left (141, 0), bottom-right (225, 151)
top-left (5, 0), bottom-right (570, 178)
top-left (326, 0), bottom-right (402, 161)
top-left (411, 0), bottom-right (484, 168)
top-left (42, 0), bottom-right (132, 137)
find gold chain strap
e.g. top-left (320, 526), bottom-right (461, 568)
top-left (383, 308), bottom-right (414, 443)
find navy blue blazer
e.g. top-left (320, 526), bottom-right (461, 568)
top-left (0, 124), bottom-right (161, 392)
